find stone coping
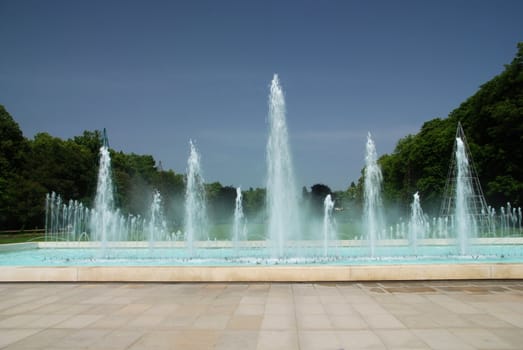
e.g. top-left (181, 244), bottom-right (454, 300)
top-left (0, 263), bottom-right (522, 282)
top-left (31, 236), bottom-right (523, 249)
top-left (0, 242), bottom-right (38, 252)
top-left (1, 240), bottom-right (522, 282)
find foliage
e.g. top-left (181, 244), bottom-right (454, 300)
top-left (378, 42), bottom-right (523, 213)
top-left (0, 105), bottom-right (187, 230)
top-left (333, 181), bottom-right (362, 222)
top-left (450, 43), bottom-right (523, 207)
top-left (1, 43), bottom-right (521, 229)
top-left (205, 182), bottom-right (237, 224)
top-left (0, 106), bottom-right (33, 228)
top-left (242, 187), bottom-right (266, 221)
top-left (308, 184), bottom-right (332, 217)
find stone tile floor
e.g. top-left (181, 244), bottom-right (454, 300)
top-left (0, 281), bottom-right (522, 349)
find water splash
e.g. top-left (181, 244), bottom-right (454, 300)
top-left (455, 137), bottom-right (476, 254)
top-left (322, 194), bottom-right (336, 256)
top-left (408, 192), bottom-right (426, 253)
top-left (148, 190), bottom-right (167, 248)
top-left (364, 133), bottom-right (383, 257)
top-left (90, 144), bottom-right (117, 248)
top-left (232, 187), bottom-right (247, 250)
top-left (266, 74), bottom-right (301, 257)
top-left (40, 83), bottom-right (523, 263)
top-left (184, 140), bottom-right (208, 253)
top-left (45, 192), bottom-right (90, 241)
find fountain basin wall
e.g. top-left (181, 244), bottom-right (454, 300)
top-left (0, 240), bottom-right (522, 282)
top-left (1, 263), bottom-right (522, 282)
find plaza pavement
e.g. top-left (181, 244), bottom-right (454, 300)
top-left (0, 281), bottom-right (522, 349)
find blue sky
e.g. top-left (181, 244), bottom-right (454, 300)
top-left (1, 1), bottom-right (522, 190)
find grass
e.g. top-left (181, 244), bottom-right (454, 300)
top-left (208, 222), bottom-right (362, 241)
top-left (3, 224), bottom-right (518, 245)
top-left (0, 232), bottom-right (46, 244)
top-left (208, 223), bottom-right (266, 241)
top-left (0, 222), bottom-right (363, 244)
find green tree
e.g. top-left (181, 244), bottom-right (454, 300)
top-left (309, 184), bottom-right (332, 217)
top-left (243, 187), bottom-right (266, 221)
top-left (377, 42), bottom-right (523, 213)
top-left (205, 183), bottom-right (237, 224)
top-left (333, 181), bottom-right (362, 222)
top-left (110, 151), bottom-right (158, 215)
top-left (0, 105), bottom-right (31, 228)
top-left (153, 169), bottom-right (185, 228)
top-left (448, 42), bottom-right (523, 206)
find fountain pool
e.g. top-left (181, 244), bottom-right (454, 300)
top-left (1, 75), bottom-right (522, 282)
top-left (1, 238), bottom-right (522, 282)
top-left (2, 240), bottom-right (523, 267)
top-left (1, 243), bottom-right (523, 283)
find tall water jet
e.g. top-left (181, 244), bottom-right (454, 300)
top-left (364, 133), bottom-right (383, 257)
top-left (322, 194), bottom-right (336, 256)
top-left (455, 137), bottom-right (476, 254)
top-left (184, 140), bottom-right (208, 253)
top-left (266, 74), bottom-right (301, 257)
top-left (232, 187), bottom-right (246, 249)
top-left (408, 192), bottom-right (426, 253)
top-left (148, 190), bottom-right (167, 247)
top-left (90, 132), bottom-right (116, 246)
top-left (440, 123), bottom-right (490, 245)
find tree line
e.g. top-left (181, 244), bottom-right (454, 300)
top-left (0, 109), bottom-right (274, 230)
top-left (0, 105), bottom-right (344, 230)
top-left (378, 42), bottom-right (523, 214)
top-left (1, 43), bottom-right (521, 230)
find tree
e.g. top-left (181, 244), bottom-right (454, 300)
top-left (309, 184), bottom-right (332, 217)
top-left (0, 105), bottom-right (27, 172)
top-left (0, 105), bottom-right (31, 228)
top-left (205, 183), bottom-right (237, 224)
top-left (153, 169), bottom-right (185, 228)
top-left (243, 187), bottom-right (266, 220)
top-left (449, 42), bottom-right (523, 207)
top-left (110, 151), bottom-right (158, 215)
top-left (376, 42), bottom-right (523, 213)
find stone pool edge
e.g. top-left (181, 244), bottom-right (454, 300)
top-left (2, 241), bottom-right (523, 282)
top-left (1, 263), bottom-right (522, 282)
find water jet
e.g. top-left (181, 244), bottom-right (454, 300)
top-left (1, 77), bottom-right (522, 282)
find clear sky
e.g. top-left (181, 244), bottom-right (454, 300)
top-left (1, 0), bottom-right (522, 190)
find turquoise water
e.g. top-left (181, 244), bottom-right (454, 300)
top-left (1, 245), bottom-right (522, 266)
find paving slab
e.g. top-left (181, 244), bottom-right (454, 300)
top-left (0, 280), bottom-right (521, 349)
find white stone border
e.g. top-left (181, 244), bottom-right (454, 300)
top-left (0, 263), bottom-right (522, 282)
top-left (34, 237), bottom-right (523, 249)
top-left (0, 240), bottom-right (522, 282)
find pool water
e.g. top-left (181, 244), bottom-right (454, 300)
top-left (1, 244), bottom-right (522, 267)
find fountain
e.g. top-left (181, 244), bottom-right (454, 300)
top-left (2, 76), bottom-right (523, 282)
top-left (408, 192), bottom-right (427, 253)
top-left (90, 142), bottom-right (114, 244)
top-left (232, 187), bottom-right (246, 250)
top-left (322, 194), bottom-right (336, 256)
top-left (439, 122), bottom-right (491, 253)
top-left (266, 74), bottom-right (301, 257)
top-left (45, 192), bottom-right (90, 241)
top-left (363, 132), bottom-right (384, 257)
top-left (455, 137), bottom-right (476, 254)
top-left (184, 140), bottom-right (208, 253)
top-left (148, 191), bottom-right (167, 248)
